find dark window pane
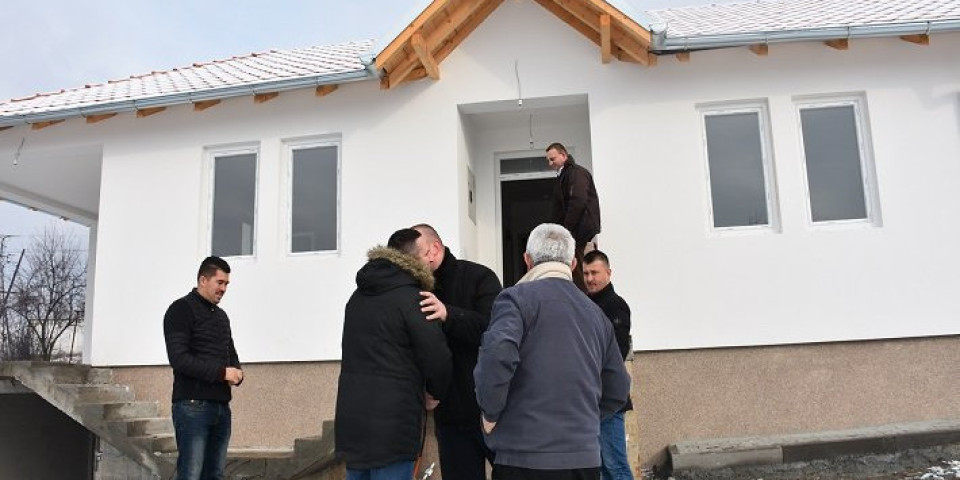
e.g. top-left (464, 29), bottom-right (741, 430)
top-left (800, 106), bottom-right (867, 222)
top-left (500, 156), bottom-right (552, 175)
top-left (212, 153), bottom-right (257, 257)
top-left (291, 146), bottom-right (338, 252)
top-left (704, 112), bottom-right (769, 228)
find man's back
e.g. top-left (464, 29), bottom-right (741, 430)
top-left (475, 275), bottom-right (630, 470)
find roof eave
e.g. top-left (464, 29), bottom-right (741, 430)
top-left (651, 19), bottom-right (960, 52)
top-left (0, 69), bottom-right (376, 129)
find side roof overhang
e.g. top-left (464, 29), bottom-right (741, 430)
top-left (372, 0), bottom-right (656, 90)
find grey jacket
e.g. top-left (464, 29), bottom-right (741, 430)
top-left (474, 263), bottom-right (631, 470)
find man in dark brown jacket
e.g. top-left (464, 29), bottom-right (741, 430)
top-left (547, 142), bottom-right (601, 291)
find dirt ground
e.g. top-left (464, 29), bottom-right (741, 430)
top-left (667, 443), bottom-right (960, 480)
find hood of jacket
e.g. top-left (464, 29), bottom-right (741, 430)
top-left (356, 246), bottom-right (434, 294)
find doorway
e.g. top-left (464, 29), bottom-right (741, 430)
top-left (499, 155), bottom-right (555, 287)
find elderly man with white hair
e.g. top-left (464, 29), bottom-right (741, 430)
top-left (474, 223), bottom-right (631, 480)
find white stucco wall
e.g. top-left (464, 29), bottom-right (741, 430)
top-left (4, 0), bottom-right (954, 365)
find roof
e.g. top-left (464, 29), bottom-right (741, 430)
top-left (2, 0), bottom-right (960, 128)
top-left (0, 40), bottom-right (375, 127)
top-left (644, 0), bottom-right (960, 50)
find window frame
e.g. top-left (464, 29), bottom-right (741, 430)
top-left (698, 100), bottom-right (781, 235)
top-left (282, 136), bottom-right (342, 256)
top-left (794, 93), bottom-right (881, 228)
top-left (203, 143), bottom-right (261, 260)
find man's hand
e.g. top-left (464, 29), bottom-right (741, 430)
top-left (482, 416), bottom-right (497, 434)
top-left (225, 367), bottom-right (243, 386)
top-left (419, 292), bottom-right (448, 322)
top-left (425, 392), bottom-right (440, 411)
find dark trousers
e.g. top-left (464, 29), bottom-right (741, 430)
top-left (493, 465), bottom-right (601, 480)
top-left (172, 399), bottom-right (231, 480)
top-left (573, 240), bottom-right (587, 292)
top-left (436, 423), bottom-right (494, 480)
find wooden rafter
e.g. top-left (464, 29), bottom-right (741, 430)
top-left (600, 14), bottom-right (612, 63)
top-left (434, 0), bottom-right (503, 66)
top-left (193, 100), bottom-right (221, 111)
top-left (900, 34), bottom-right (929, 45)
top-left (411, 32), bottom-right (441, 80)
top-left (547, 0), bottom-right (654, 66)
top-left (532, 0), bottom-right (599, 45)
top-left (136, 107), bottom-right (166, 118)
top-left (676, 51), bottom-right (691, 62)
top-left (0, 126), bottom-right (14, 132)
top-left (824, 39), bottom-right (849, 50)
top-left (31, 119), bottom-right (64, 130)
top-left (254, 92), bottom-right (279, 103)
top-left (316, 84), bottom-right (338, 97)
top-left (749, 44), bottom-right (769, 56)
top-left (375, 0), bottom-right (455, 70)
top-left (582, 0), bottom-right (652, 46)
top-left (85, 113), bottom-right (117, 124)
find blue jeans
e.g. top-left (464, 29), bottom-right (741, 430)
top-left (346, 460), bottom-right (415, 480)
top-left (599, 412), bottom-right (633, 480)
top-left (172, 399), bottom-right (231, 480)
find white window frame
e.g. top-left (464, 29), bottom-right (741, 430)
top-left (202, 143), bottom-right (260, 260)
top-left (794, 93), bottom-right (881, 228)
top-left (281, 135), bottom-right (342, 256)
top-left (697, 100), bottom-right (781, 235)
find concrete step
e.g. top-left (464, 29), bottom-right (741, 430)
top-left (112, 417), bottom-right (174, 437)
top-left (98, 401), bottom-right (161, 421)
top-left (86, 368), bottom-right (113, 384)
top-left (60, 383), bottom-right (135, 403)
top-left (131, 434), bottom-right (177, 453)
top-left (669, 418), bottom-right (960, 472)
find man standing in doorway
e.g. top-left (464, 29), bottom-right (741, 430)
top-left (163, 256), bottom-right (243, 480)
top-left (475, 223), bottom-right (630, 480)
top-left (412, 223), bottom-right (502, 480)
top-left (547, 142), bottom-right (601, 291)
top-left (584, 250), bottom-right (634, 480)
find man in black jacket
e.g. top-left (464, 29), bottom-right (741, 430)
top-left (584, 250), bottom-right (634, 480)
top-left (547, 142), bottom-right (601, 292)
top-left (335, 229), bottom-right (452, 480)
top-left (412, 224), bottom-right (502, 480)
top-left (163, 256), bottom-right (243, 480)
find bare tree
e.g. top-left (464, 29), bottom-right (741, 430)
top-left (7, 226), bottom-right (87, 362)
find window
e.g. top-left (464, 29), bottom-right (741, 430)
top-left (796, 96), bottom-right (878, 224)
top-left (210, 150), bottom-right (258, 257)
top-left (287, 141), bottom-right (339, 253)
top-left (700, 103), bottom-right (779, 230)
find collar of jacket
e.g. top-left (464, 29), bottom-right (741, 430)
top-left (366, 246), bottom-right (435, 291)
top-left (589, 282), bottom-right (616, 301)
top-left (189, 288), bottom-right (217, 310)
top-left (435, 247), bottom-right (457, 283)
top-left (517, 261), bottom-right (572, 284)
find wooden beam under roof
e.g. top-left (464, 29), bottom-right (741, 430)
top-left (376, 0), bottom-right (455, 70)
top-left (532, 0), bottom-right (600, 45)
top-left (31, 119), bottom-right (65, 130)
top-left (0, 126), bottom-right (14, 132)
top-left (824, 38), bottom-right (849, 50)
top-left (316, 84), bottom-right (338, 97)
top-left (900, 34), bottom-right (930, 45)
top-left (676, 51), bottom-right (691, 62)
top-left (136, 107), bottom-right (166, 118)
top-left (582, 0), bottom-right (652, 47)
top-left (193, 100), bottom-right (221, 111)
top-left (411, 32), bottom-right (441, 80)
top-left (85, 113), bottom-right (117, 124)
top-left (548, 0), bottom-right (654, 66)
top-left (254, 92), bottom-right (279, 103)
top-left (600, 14), bottom-right (612, 63)
top-left (749, 44), bottom-right (769, 56)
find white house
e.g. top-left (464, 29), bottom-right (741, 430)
top-left (1, 0), bottom-right (958, 471)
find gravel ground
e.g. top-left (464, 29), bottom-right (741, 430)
top-left (667, 443), bottom-right (960, 480)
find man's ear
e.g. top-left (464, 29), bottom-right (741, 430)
top-left (523, 252), bottom-right (533, 270)
top-left (570, 257), bottom-right (578, 271)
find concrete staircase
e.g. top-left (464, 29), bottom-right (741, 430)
top-left (0, 362), bottom-right (341, 480)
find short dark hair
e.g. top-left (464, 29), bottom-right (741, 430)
top-left (583, 250), bottom-right (610, 267)
top-left (198, 256), bottom-right (231, 280)
top-left (387, 228), bottom-right (422, 256)
top-left (545, 142), bottom-right (568, 156)
top-left (411, 223), bottom-right (443, 245)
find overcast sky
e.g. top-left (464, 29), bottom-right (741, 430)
top-left (0, 0), bottom-right (740, 249)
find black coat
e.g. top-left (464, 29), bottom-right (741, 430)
top-left (551, 158), bottom-right (601, 243)
top-left (335, 247), bottom-right (452, 470)
top-left (163, 289), bottom-right (241, 403)
top-left (432, 248), bottom-right (503, 428)
top-left (589, 282), bottom-right (633, 411)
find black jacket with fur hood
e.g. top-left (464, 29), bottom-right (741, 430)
top-left (335, 246), bottom-right (453, 470)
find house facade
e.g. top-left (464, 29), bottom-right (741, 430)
top-left (1, 0), bottom-right (958, 470)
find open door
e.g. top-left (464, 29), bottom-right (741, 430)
top-left (498, 154), bottom-right (554, 287)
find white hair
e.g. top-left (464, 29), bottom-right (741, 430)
top-left (526, 223), bottom-right (575, 266)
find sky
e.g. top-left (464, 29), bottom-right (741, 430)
top-left (0, 0), bottom-right (741, 248)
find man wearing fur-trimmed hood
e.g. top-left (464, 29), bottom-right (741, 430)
top-left (335, 228), bottom-right (453, 480)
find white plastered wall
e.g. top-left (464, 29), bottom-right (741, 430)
top-left (21, 0), bottom-right (953, 365)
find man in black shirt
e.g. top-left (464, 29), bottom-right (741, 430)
top-left (163, 256), bottom-right (243, 480)
top-left (412, 224), bottom-right (502, 480)
top-left (583, 250), bottom-right (634, 480)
